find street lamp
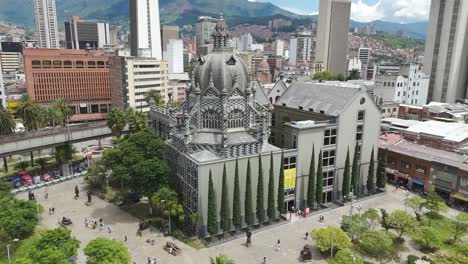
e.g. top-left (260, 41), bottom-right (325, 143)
top-left (161, 200), bottom-right (171, 234)
top-left (6, 239), bottom-right (19, 264)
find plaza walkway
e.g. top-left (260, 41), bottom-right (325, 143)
top-left (17, 178), bottom-right (452, 264)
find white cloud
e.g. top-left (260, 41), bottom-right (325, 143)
top-left (282, 7), bottom-right (318, 16)
top-left (351, 0), bottom-right (430, 23)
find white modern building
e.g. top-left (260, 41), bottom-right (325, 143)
top-left (274, 39), bottom-right (284, 57)
top-left (240, 33), bottom-right (253, 51)
top-left (348, 57), bottom-right (362, 73)
top-left (130, 0), bottom-right (163, 59)
top-left (110, 55), bottom-right (169, 112)
top-left (250, 44), bottom-right (264, 52)
top-left (164, 39), bottom-right (184, 74)
top-left (316, 0), bottom-right (351, 76)
top-left (64, 16), bottom-right (110, 50)
top-left (289, 30), bottom-right (314, 66)
top-left (424, 0), bottom-right (468, 103)
top-left (34, 0), bottom-right (60, 48)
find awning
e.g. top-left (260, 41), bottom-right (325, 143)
top-left (410, 177), bottom-right (425, 185)
top-left (451, 192), bottom-right (468, 202)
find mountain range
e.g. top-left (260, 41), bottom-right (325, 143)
top-left (0, 0), bottom-right (428, 39)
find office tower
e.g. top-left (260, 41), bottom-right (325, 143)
top-left (195, 16), bottom-right (217, 53)
top-left (64, 16), bottom-right (110, 50)
top-left (289, 29), bottom-right (314, 65)
top-left (161, 25), bottom-right (179, 52)
top-left (34, 0), bottom-right (60, 48)
top-left (23, 48), bottom-right (111, 122)
top-left (0, 42), bottom-right (22, 73)
top-left (274, 39), bottom-right (284, 57)
top-left (110, 55), bottom-right (169, 112)
top-left (423, 0), bottom-right (468, 103)
top-left (130, 0), bottom-right (163, 59)
top-left (358, 47), bottom-right (371, 78)
top-left (240, 33), bottom-right (253, 51)
top-left (165, 39), bottom-right (184, 74)
top-left (316, 0), bottom-right (351, 76)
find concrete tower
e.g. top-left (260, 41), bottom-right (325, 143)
top-left (34, 0), bottom-right (60, 48)
top-left (130, 0), bottom-right (163, 59)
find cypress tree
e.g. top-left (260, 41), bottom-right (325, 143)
top-left (342, 147), bottom-right (351, 199)
top-left (376, 149), bottom-right (387, 189)
top-left (307, 145), bottom-right (316, 209)
top-left (220, 164), bottom-right (230, 231)
top-left (244, 159), bottom-right (254, 226)
top-left (232, 158), bottom-right (241, 229)
top-left (256, 153), bottom-right (265, 224)
top-left (351, 143), bottom-right (360, 195)
top-left (315, 151), bottom-right (323, 205)
top-left (207, 170), bottom-right (217, 235)
top-left (267, 152), bottom-right (276, 221)
top-left (367, 148), bottom-right (376, 194)
top-left (277, 151), bottom-right (285, 214)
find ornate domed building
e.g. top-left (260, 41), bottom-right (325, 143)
top-left (148, 18), bottom-right (297, 236)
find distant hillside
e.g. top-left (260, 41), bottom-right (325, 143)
top-left (0, 0), bottom-right (427, 39)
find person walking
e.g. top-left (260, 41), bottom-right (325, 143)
top-left (85, 217), bottom-right (88, 227)
top-left (305, 232), bottom-right (309, 240)
top-left (263, 256), bottom-right (267, 264)
top-left (51, 207), bottom-right (55, 215)
top-left (74, 185), bottom-right (79, 197)
top-left (276, 239), bottom-right (280, 251)
top-left (44, 190), bottom-right (48, 199)
top-left (49, 208), bottom-right (51, 215)
top-left (147, 257), bottom-right (151, 264)
top-left (108, 226), bottom-right (112, 233)
top-left (124, 235), bottom-right (127, 242)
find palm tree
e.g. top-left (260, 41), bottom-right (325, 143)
top-left (14, 160), bottom-right (30, 171)
top-left (106, 107), bottom-right (128, 139)
top-left (54, 144), bottom-right (77, 170)
top-left (44, 106), bottom-right (64, 127)
top-left (16, 94), bottom-right (44, 131)
top-left (52, 98), bottom-right (73, 124)
top-left (144, 90), bottom-right (164, 107)
top-left (35, 157), bottom-right (51, 173)
top-left (209, 255), bottom-right (235, 264)
top-left (127, 109), bottom-right (148, 134)
top-left (0, 109), bottom-right (16, 135)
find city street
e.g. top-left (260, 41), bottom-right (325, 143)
top-left (16, 177), bottom-right (449, 264)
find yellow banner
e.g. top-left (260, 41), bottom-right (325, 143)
top-left (284, 168), bottom-right (296, 191)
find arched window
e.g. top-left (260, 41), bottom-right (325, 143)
top-left (228, 109), bottom-right (244, 128)
top-left (202, 110), bottom-right (220, 129)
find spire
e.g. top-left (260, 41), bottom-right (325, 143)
top-left (212, 15), bottom-right (230, 50)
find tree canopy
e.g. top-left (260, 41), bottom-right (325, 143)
top-left (312, 227), bottom-right (351, 252)
top-left (84, 237), bottom-right (131, 264)
top-left (313, 71), bottom-right (337, 81)
top-left (152, 186), bottom-right (185, 223)
top-left (332, 248), bottom-right (363, 264)
top-left (388, 210), bottom-right (418, 239)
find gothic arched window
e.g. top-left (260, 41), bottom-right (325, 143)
top-left (228, 109), bottom-right (244, 128)
top-left (202, 110), bottom-right (220, 129)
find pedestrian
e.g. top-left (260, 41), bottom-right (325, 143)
top-left (85, 217), bottom-right (88, 227)
top-left (148, 257), bottom-right (151, 264)
top-left (108, 226), bottom-right (112, 233)
top-left (153, 257), bottom-right (158, 264)
top-left (44, 190), bottom-right (48, 199)
top-left (124, 235), bottom-right (127, 242)
top-left (263, 256), bottom-right (267, 264)
top-left (51, 207), bottom-right (55, 214)
top-left (74, 185), bottom-right (79, 197)
top-left (100, 222), bottom-right (104, 230)
top-left (305, 232), bottom-right (309, 240)
top-left (276, 239), bottom-right (280, 251)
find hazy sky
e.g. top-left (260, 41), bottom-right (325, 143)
top-left (250, 0), bottom-right (431, 23)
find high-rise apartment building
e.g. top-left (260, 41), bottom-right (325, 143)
top-left (23, 48), bottom-right (111, 122)
top-left (0, 42), bottom-right (22, 73)
top-left (195, 16), bottom-right (217, 53)
top-left (274, 39), bottom-right (284, 57)
top-left (316, 0), bottom-right (351, 76)
top-left (423, 0), bottom-right (468, 103)
top-left (161, 25), bottom-right (179, 52)
top-left (130, 0), bottom-right (163, 59)
top-left (289, 30), bottom-right (314, 65)
top-left (165, 39), bottom-right (184, 74)
top-left (34, 0), bottom-right (60, 48)
top-left (64, 16), bottom-right (110, 50)
top-left (109, 55), bottom-right (169, 112)
top-left (358, 47), bottom-right (371, 78)
top-left (240, 33), bottom-right (253, 51)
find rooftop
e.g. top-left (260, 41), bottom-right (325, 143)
top-left (275, 82), bottom-right (363, 116)
top-left (405, 120), bottom-right (468, 142)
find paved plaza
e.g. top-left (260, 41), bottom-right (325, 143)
top-left (16, 178), bottom-right (457, 264)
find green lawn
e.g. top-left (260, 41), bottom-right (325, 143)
top-left (0, 228), bottom-right (44, 264)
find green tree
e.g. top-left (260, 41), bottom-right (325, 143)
top-left (207, 170), bottom-right (217, 235)
top-left (422, 191), bottom-right (448, 225)
top-left (256, 153), bottom-right (265, 224)
top-left (34, 157), bottom-right (51, 173)
top-left (376, 150), bottom-right (387, 190)
top-left (16, 94), bottom-right (44, 131)
top-left (277, 151), bottom-right (285, 214)
top-left (232, 158), bottom-right (241, 229)
top-left (245, 159), bottom-right (254, 226)
top-left (380, 208), bottom-right (391, 233)
top-left (359, 230), bottom-right (396, 263)
top-left (18, 248), bottom-right (69, 264)
top-left (127, 108), bottom-right (148, 134)
top-left (313, 70), bottom-right (337, 81)
top-left (450, 213), bottom-right (468, 244)
top-left (362, 208), bottom-right (380, 229)
top-left (340, 214), bottom-right (368, 241)
top-left (267, 153), bottom-right (276, 221)
top-left (14, 160), bottom-right (30, 171)
top-left (332, 248), bottom-right (363, 264)
top-left (337, 73), bottom-right (345, 81)
top-left (311, 226), bottom-right (351, 253)
top-left (54, 144), bottom-right (77, 170)
top-left (220, 164), bottom-right (230, 231)
top-left (405, 195), bottom-right (425, 220)
top-left (190, 212), bottom-right (203, 237)
top-left (106, 107), bottom-right (127, 139)
top-left (307, 145), bottom-right (316, 209)
top-left (347, 69), bottom-right (360, 81)
top-left (209, 254), bottom-right (235, 264)
top-left (0, 109), bottom-right (16, 135)
top-left (367, 148), bottom-right (376, 194)
top-left (152, 186), bottom-right (185, 223)
top-left (351, 144), bottom-right (360, 195)
top-left (84, 237), bottom-right (131, 264)
top-left (414, 226), bottom-right (441, 252)
top-left (342, 148), bottom-right (351, 199)
top-left (0, 198), bottom-right (38, 239)
top-left (388, 210), bottom-right (418, 240)
top-left (52, 98), bottom-right (73, 124)
top-left (0, 181), bottom-right (13, 196)
top-left (84, 162), bottom-right (106, 189)
top-left (315, 151), bottom-right (323, 205)
top-left (145, 90), bottom-right (164, 106)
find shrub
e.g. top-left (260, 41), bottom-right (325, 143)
top-left (407, 255), bottom-right (419, 264)
top-left (332, 249), bottom-right (363, 264)
top-left (312, 227), bottom-right (351, 253)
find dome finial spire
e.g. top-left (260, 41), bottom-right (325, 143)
top-left (212, 15), bottom-right (230, 50)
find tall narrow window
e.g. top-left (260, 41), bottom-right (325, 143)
top-left (356, 125), bottom-right (363, 141)
top-left (323, 128), bottom-right (337, 146)
top-left (202, 110), bottom-right (220, 129)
